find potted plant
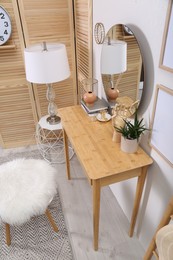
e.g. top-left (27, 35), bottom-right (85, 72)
top-left (114, 109), bottom-right (149, 153)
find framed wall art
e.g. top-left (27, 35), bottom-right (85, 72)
top-left (150, 84), bottom-right (173, 167)
top-left (159, 0), bottom-right (173, 72)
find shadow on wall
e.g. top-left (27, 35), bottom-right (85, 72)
top-left (136, 160), bottom-right (173, 237)
top-left (126, 24), bottom-right (155, 115)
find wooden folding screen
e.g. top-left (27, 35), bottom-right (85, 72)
top-left (0, 0), bottom-right (37, 148)
top-left (73, 0), bottom-right (93, 101)
top-left (0, 0), bottom-right (77, 148)
top-left (17, 0), bottom-right (77, 117)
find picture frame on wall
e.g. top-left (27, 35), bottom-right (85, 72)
top-left (150, 84), bottom-right (173, 167)
top-left (159, 0), bottom-right (173, 72)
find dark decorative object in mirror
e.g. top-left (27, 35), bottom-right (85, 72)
top-left (101, 24), bottom-right (144, 115)
top-left (123, 25), bottom-right (133, 35)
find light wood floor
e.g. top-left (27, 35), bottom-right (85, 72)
top-left (0, 146), bottom-right (145, 260)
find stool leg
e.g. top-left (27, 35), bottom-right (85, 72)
top-left (45, 209), bottom-right (58, 232)
top-left (5, 223), bottom-right (11, 246)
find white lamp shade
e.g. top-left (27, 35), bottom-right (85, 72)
top-left (101, 40), bottom-right (127, 75)
top-left (24, 43), bottom-right (70, 84)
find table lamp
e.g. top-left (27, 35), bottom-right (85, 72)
top-left (24, 42), bottom-right (70, 125)
top-left (101, 39), bottom-right (127, 102)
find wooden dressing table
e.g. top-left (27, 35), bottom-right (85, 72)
top-left (58, 105), bottom-right (153, 251)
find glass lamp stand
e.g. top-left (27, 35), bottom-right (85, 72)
top-left (46, 84), bottom-right (61, 124)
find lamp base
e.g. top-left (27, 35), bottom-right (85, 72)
top-left (46, 115), bottom-right (61, 125)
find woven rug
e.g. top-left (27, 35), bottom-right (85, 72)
top-left (0, 147), bottom-right (74, 260)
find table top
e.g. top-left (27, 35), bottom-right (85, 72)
top-left (59, 106), bottom-right (153, 180)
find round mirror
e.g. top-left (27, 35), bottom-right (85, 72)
top-left (101, 24), bottom-right (144, 116)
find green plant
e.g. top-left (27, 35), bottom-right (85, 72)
top-left (114, 110), bottom-right (149, 141)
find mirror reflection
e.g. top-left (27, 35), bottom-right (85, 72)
top-left (101, 24), bottom-right (144, 114)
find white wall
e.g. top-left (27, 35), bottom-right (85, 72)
top-left (93, 0), bottom-right (173, 251)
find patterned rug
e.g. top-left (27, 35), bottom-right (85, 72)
top-left (0, 147), bottom-right (74, 260)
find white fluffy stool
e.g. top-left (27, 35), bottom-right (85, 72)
top-left (0, 158), bottom-right (58, 246)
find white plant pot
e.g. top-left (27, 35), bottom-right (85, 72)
top-left (120, 136), bottom-right (138, 153)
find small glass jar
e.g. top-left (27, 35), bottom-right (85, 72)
top-left (81, 78), bottom-right (98, 106)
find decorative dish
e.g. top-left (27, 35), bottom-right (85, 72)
top-left (96, 112), bottom-right (111, 122)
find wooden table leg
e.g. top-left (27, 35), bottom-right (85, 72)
top-left (93, 179), bottom-right (101, 251)
top-left (143, 196), bottom-right (173, 260)
top-left (63, 129), bottom-right (71, 180)
top-left (45, 209), bottom-right (58, 232)
top-left (5, 223), bottom-right (11, 246)
top-left (129, 166), bottom-right (148, 237)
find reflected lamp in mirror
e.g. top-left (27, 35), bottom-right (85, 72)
top-left (101, 39), bottom-right (127, 103)
top-left (101, 24), bottom-right (144, 111)
top-left (24, 42), bottom-right (70, 125)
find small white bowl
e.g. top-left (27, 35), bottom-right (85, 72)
top-left (96, 113), bottom-right (111, 122)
